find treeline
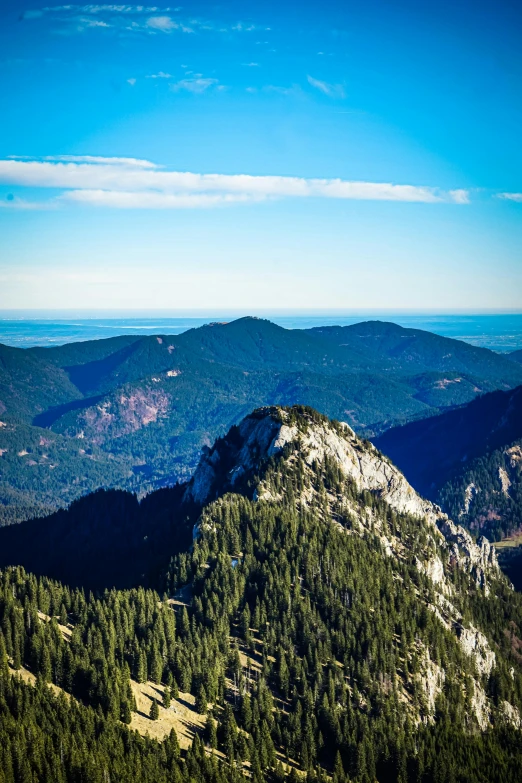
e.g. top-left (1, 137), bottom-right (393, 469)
top-left (0, 568), bottom-right (177, 719)
top-left (0, 658), bottom-right (246, 783)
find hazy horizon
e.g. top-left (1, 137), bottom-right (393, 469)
top-left (2, 310), bottom-right (522, 352)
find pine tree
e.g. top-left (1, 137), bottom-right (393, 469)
top-left (150, 698), bottom-right (159, 721)
top-left (121, 700), bottom-right (132, 724)
top-left (205, 713), bottom-right (218, 749)
top-left (195, 684), bottom-right (208, 714)
top-left (333, 751), bottom-right (344, 783)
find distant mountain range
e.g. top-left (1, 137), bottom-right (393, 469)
top-left (2, 316), bottom-right (522, 525)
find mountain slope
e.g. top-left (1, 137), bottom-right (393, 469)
top-left (374, 385), bottom-right (522, 541)
top-left (3, 317), bottom-right (522, 526)
top-left (0, 483), bottom-right (190, 588)
top-left (2, 406), bottom-right (522, 782)
top-left (0, 420), bottom-right (133, 524)
top-left (0, 342), bottom-right (80, 422)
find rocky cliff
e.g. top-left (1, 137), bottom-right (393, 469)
top-left (186, 406), bottom-right (499, 587)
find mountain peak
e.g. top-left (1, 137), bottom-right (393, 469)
top-left (185, 405), bottom-right (498, 590)
top-left (181, 404), bottom-right (516, 732)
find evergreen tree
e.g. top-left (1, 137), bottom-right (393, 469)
top-left (150, 698), bottom-right (159, 721)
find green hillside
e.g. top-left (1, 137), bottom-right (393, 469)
top-left (0, 343), bottom-right (81, 423)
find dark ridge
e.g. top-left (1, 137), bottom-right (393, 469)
top-left (33, 393), bottom-right (106, 428)
top-left (375, 384), bottom-right (522, 497)
top-left (0, 484), bottom-right (194, 590)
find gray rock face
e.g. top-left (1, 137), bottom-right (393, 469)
top-left (437, 517), bottom-right (499, 591)
top-left (455, 624), bottom-right (496, 678)
top-left (186, 412), bottom-right (282, 505)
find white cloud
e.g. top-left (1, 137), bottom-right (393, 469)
top-left (146, 15), bottom-right (177, 31)
top-left (61, 190), bottom-right (266, 208)
top-left (497, 192), bottom-right (522, 202)
top-left (9, 154), bottom-right (157, 168)
top-left (41, 5), bottom-right (165, 14)
top-left (171, 77), bottom-right (219, 93)
top-left (147, 71), bottom-right (172, 78)
top-left (0, 156), bottom-right (471, 209)
top-left (448, 189), bottom-right (470, 204)
top-left (127, 77), bottom-right (136, 85)
top-left (264, 84), bottom-right (302, 97)
top-left (231, 23), bottom-right (256, 32)
top-left (307, 75), bottom-right (345, 99)
top-left (84, 19), bottom-right (110, 27)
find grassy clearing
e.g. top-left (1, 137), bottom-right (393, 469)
top-left (494, 533), bottom-right (522, 549)
top-left (130, 680), bottom-right (207, 747)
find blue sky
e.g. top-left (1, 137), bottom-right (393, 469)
top-left (0, 0), bottom-right (521, 310)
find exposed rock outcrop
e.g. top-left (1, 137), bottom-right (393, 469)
top-left (455, 624), bottom-right (496, 678)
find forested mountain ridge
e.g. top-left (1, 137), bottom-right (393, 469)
top-left (0, 483), bottom-right (191, 589)
top-left (310, 320), bottom-right (522, 380)
top-left (2, 405), bottom-right (522, 781)
top-left (375, 385), bottom-right (522, 542)
top-left (3, 317), bottom-right (522, 526)
top-left (508, 349), bottom-right (522, 366)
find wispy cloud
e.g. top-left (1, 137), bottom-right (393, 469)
top-left (497, 192), bottom-right (522, 203)
top-left (171, 77), bottom-right (219, 93)
top-left (147, 71), bottom-right (172, 79)
top-left (263, 84), bottom-right (302, 97)
top-left (0, 155), bottom-right (471, 209)
top-left (307, 75), bottom-right (345, 99)
top-left (23, 5), bottom-right (264, 37)
top-left (41, 5), bottom-right (168, 12)
top-left (61, 190), bottom-right (265, 208)
top-left (8, 154), bottom-right (158, 168)
top-left (231, 22), bottom-right (256, 32)
top-left (448, 189), bottom-right (470, 205)
top-left (146, 15), bottom-right (179, 32)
